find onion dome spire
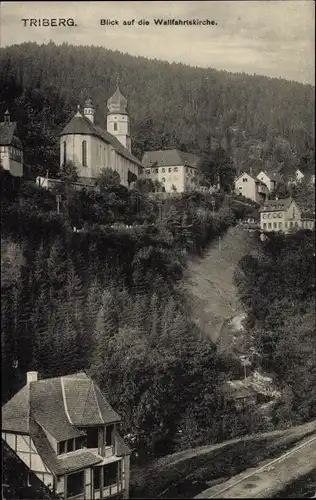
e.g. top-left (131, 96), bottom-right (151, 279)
top-left (107, 78), bottom-right (128, 114)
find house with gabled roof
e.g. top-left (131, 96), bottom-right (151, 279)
top-left (0, 110), bottom-right (24, 177)
top-left (141, 149), bottom-right (201, 193)
top-left (234, 171), bottom-right (269, 204)
top-left (259, 197), bottom-right (303, 233)
top-left (256, 169), bottom-right (284, 192)
top-left (2, 371), bottom-right (131, 500)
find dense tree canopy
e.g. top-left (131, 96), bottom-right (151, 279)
top-left (0, 42), bottom-right (314, 181)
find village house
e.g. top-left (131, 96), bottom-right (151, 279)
top-left (256, 169), bottom-right (283, 192)
top-left (59, 84), bottom-right (142, 188)
top-left (234, 171), bottom-right (269, 203)
top-left (259, 197), bottom-right (314, 233)
top-left (2, 371), bottom-right (131, 500)
top-left (0, 110), bottom-right (24, 177)
top-left (141, 149), bottom-right (201, 193)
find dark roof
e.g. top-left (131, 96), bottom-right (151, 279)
top-left (259, 197), bottom-right (296, 212)
top-left (0, 121), bottom-right (22, 148)
top-left (115, 434), bottom-right (132, 456)
top-left (142, 149), bottom-right (200, 169)
top-left (30, 419), bottom-right (103, 476)
top-left (259, 170), bottom-right (283, 184)
top-left (62, 373), bottom-right (121, 426)
top-left (2, 385), bottom-right (30, 433)
top-left (3, 372), bottom-right (121, 441)
top-left (60, 113), bottom-right (142, 167)
top-left (30, 377), bottom-right (85, 441)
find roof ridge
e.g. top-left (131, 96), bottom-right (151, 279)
top-left (61, 377), bottom-right (73, 425)
top-left (91, 381), bottom-right (104, 424)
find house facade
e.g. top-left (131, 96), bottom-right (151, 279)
top-left (60, 86), bottom-right (142, 187)
top-left (141, 149), bottom-right (200, 193)
top-left (2, 371), bottom-right (131, 500)
top-left (259, 197), bottom-right (308, 233)
top-left (0, 110), bottom-right (24, 177)
top-left (256, 170), bottom-right (283, 192)
top-left (234, 172), bottom-right (269, 203)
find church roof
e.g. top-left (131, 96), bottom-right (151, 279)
top-left (60, 113), bottom-right (142, 167)
top-left (107, 85), bottom-right (128, 115)
top-left (142, 149), bottom-right (201, 169)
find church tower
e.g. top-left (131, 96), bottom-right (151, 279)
top-left (83, 98), bottom-right (95, 123)
top-left (106, 80), bottom-right (131, 152)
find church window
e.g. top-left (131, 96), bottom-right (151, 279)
top-left (162, 168), bottom-right (165, 173)
top-left (63, 141), bottom-right (67, 165)
top-left (82, 140), bottom-right (87, 167)
top-left (114, 122), bottom-right (118, 131)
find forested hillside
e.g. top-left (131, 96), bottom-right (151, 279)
top-left (0, 42), bottom-right (314, 181)
top-left (2, 174), bottom-right (253, 461)
top-left (234, 231), bottom-right (316, 427)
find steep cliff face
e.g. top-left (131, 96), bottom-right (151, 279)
top-left (185, 226), bottom-right (259, 351)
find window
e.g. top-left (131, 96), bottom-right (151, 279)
top-left (162, 168), bottom-right (165, 172)
top-left (104, 462), bottom-right (118, 487)
top-left (174, 167), bottom-right (178, 172)
top-left (168, 168), bottom-right (172, 173)
top-left (279, 222), bottom-right (282, 229)
top-left (75, 436), bottom-right (86, 450)
top-left (66, 471), bottom-right (84, 498)
top-left (114, 122), bottom-right (118, 131)
top-left (86, 427), bottom-right (99, 448)
top-left (67, 439), bottom-right (74, 452)
top-left (155, 168), bottom-right (158, 173)
top-left (162, 178), bottom-right (165, 182)
top-left (273, 222), bottom-right (277, 229)
top-left (82, 140), bottom-right (87, 167)
top-left (105, 424), bottom-right (114, 447)
top-left (63, 141), bottom-right (67, 165)
top-left (268, 223), bottom-right (272, 229)
top-left (94, 467), bottom-right (101, 490)
top-left (145, 169), bottom-right (150, 174)
top-left (186, 167), bottom-right (188, 172)
top-left (58, 441), bottom-right (66, 454)
top-left (263, 223), bottom-right (267, 229)
top-left (243, 178), bottom-right (247, 182)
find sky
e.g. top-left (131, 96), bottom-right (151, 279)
top-left (0, 1), bottom-right (314, 84)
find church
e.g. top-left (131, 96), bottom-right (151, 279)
top-left (59, 83), bottom-right (142, 187)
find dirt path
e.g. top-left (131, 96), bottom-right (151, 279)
top-left (185, 226), bottom-right (258, 348)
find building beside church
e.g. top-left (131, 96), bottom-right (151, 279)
top-left (59, 84), bottom-right (142, 187)
top-left (141, 149), bottom-right (201, 193)
top-left (2, 371), bottom-right (131, 500)
top-left (0, 110), bottom-right (24, 177)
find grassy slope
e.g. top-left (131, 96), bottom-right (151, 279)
top-left (184, 226), bottom-right (259, 347)
top-left (130, 421), bottom-right (316, 499)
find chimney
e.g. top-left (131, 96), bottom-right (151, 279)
top-left (27, 371), bottom-right (38, 384)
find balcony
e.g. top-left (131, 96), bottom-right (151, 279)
top-left (94, 480), bottom-right (125, 499)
